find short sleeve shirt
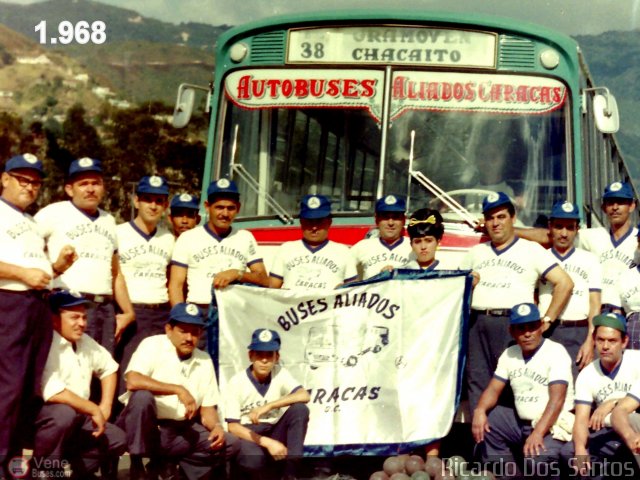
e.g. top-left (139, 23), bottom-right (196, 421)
top-left (577, 226), bottom-right (638, 306)
top-left (269, 239), bottom-right (358, 290)
top-left (41, 331), bottom-right (118, 402)
top-left (575, 350), bottom-right (640, 407)
top-left (538, 247), bottom-right (602, 320)
top-left (617, 266), bottom-right (640, 313)
top-left (0, 198), bottom-right (51, 291)
top-left (119, 334), bottom-right (220, 420)
top-left (460, 237), bottom-right (558, 309)
top-left (117, 221), bottom-right (175, 304)
top-left (35, 201), bottom-right (118, 294)
top-left (494, 339), bottom-right (573, 421)
top-left (351, 237), bottom-right (413, 279)
top-left (224, 365), bottom-right (303, 425)
top-left (171, 224), bottom-right (263, 304)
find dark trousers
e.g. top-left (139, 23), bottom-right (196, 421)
top-left (117, 390), bottom-right (238, 480)
top-left (235, 403), bottom-right (310, 479)
top-left (0, 290), bottom-right (52, 477)
top-left (33, 403), bottom-right (126, 478)
top-left (84, 300), bottom-right (116, 356)
top-left (545, 322), bottom-right (589, 380)
top-left (478, 405), bottom-right (565, 480)
top-left (466, 312), bottom-right (513, 412)
top-left (117, 305), bottom-right (168, 394)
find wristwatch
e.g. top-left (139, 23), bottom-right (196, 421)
top-left (542, 315), bottom-right (552, 324)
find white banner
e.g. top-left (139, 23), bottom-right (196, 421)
top-left (214, 270), bottom-right (471, 455)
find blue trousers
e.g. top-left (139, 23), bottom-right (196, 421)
top-left (33, 403), bottom-right (126, 477)
top-left (0, 290), bottom-right (52, 477)
top-left (84, 300), bottom-right (116, 356)
top-left (477, 405), bottom-right (566, 480)
top-left (234, 403), bottom-right (310, 479)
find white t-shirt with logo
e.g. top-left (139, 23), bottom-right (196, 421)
top-left (351, 237), bottom-right (413, 279)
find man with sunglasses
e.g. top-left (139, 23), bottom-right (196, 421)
top-left (116, 176), bottom-right (175, 392)
top-left (0, 154), bottom-right (76, 477)
top-left (351, 194), bottom-right (413, 279)
top-left (35, 158), bottom-right (135, 355)
top-left (168, 193), bottom-right (201, 238)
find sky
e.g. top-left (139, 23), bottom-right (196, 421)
top-left (6, 0), bottom-right (640, 35)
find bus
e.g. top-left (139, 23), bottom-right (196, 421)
top-left (172, 10), bottom-right (630, 266)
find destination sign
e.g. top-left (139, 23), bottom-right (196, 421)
top-left (287, 26), bottom-right (497, 68)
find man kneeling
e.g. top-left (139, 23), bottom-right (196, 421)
top-left (33, 290), bottom-right (125, 479)
top-left (472, 303), bottom-right (574, 479)
top-left (118, 302), bottom-right (237, 480)
top-left (224, 329), bottom-right (310, 480)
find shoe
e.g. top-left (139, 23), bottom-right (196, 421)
top-left (130, 456), bottom-right (149, 480)
top-left (146, 459), bottom-right (178, 480)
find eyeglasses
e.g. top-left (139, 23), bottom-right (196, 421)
top-left (8, 172), bottom-right (43, 189)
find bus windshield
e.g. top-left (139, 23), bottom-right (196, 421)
top-left (220, 68), bottom-right (569, 226)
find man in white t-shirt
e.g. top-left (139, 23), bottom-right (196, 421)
top-left (33, 290), bottom-right (125, 479)
top-left (117, 175), bottom-right (175, 392)
top-left (169, 179), bottom-right (268, 310)
top-left (35, 158), bottom-right (135, 355)
top-left (168, 193), bottom-right (200, 238)
top-left (351, 194), bottom-right (412, 279)
top-left (564, 313), bottom-right (640, 477)
top-left (0, 154), bottom-right (76, 477)
top-left (460, 192), bottom-right (573, 411)
top-left (117, 303), bottom-right (238, 480)
top-left (615, 228), bottom-right (640, 350)
top-left (538, 200), bottom-right (602, 378)
top-left (472, 303), bottom-right (574, 479)
top-left (224, 329), bottom-right (310, 480)
top-left (269, 194), bottom-right (358, 290)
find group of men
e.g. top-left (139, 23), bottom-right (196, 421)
top-left (5, 149), bottom-right (640, 479)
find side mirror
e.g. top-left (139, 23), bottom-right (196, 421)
top-left (172, 85), bottom-right (196, 129)
top-left (593, 92), bottom-right (619, 134)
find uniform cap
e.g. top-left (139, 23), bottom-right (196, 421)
top-left (4, 154), bottom-right (44, 177)
top-left (375, 195), bottom-right (407, 213)
top-left (482, 191), bottom-right (513, 214)
top-left (592, 313), bottom-right (627, 334)
top-left (248, 328), bottom-right (281, 351)
top-left (68, 157), bottom-right (102, 178)
top-left (549, 200), bottom-right (580, 220)
top-left (299, 194), bottom-right (331, 219)
top-left (169, 302), bottom-right (206, 327)
top-left (206, 178), bottom-right (239, 201)
top-left (602, 181), bottom-right (633, 200)
top-left (509, 303), bottom-right (541, 325)
top-left (170, 193), bottom-right (199, 210)
top-left (49, 290), bottom-right (91, 313)
top-left (136, 175), bottom-right (169, 195)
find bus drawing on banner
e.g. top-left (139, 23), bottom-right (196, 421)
top-left (172, 10), bottom-right (632, 266)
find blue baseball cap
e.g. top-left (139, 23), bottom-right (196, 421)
top-left (248, 328), bottom-right (281, 351)
top-left (549, 200), bottom-right (580, 220)
top-left (510, 303), bottom-right (541, 325)
top-left (4, 153), bottom-right (44, 177)
top-left (136, 175), bottom-right (169, 196)
top-left (68, 157), bottom-right (102, 178)
top-left (49, 290), bottom-right (91, 313)
top-left (169, 302), bottom-right (207, 327)
top-left (482, 191), bottom-right (513, 214)
top-left (300, 194), bottom-right (332, 219)
top-left (602, 181), bottom-right (634, 200)
top-left (170, 193), bottom-right (199, 210)
top-left (592, 313), bottom-right (627, 334)
top-left (206, 178), bottom-right (239, 201)
top-left (375, 194), bottom-right (407, 213)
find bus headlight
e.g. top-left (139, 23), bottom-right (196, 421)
top-left (540, 49), bottom-right (560, 70)
top-left (230, 42), bottom-right (248, 63)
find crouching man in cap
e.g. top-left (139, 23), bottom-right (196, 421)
top-left (33, 290), bottom-right (126, 479)
top-left (224, 329), bottom-right (310, 480)
top-left (472, 303), bottom-right (574, 480)
top-left (117, 302), bottom-right (238, 480)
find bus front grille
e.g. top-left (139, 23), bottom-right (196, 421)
top-left (251, 31), bottom-right (287, 64)
top-left (499, 35), bottom-right (536, 70)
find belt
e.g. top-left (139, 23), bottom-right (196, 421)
top-left (0, 288), bottom-right (49, 299)
top-left (81, 292), bottom-right (113, 304)
top-left (473, 308), bottom-right (511, 317)
top-left (133, 302), bottom-right (170, 310)
top-left (557, 319), bottom-right (589, 327)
